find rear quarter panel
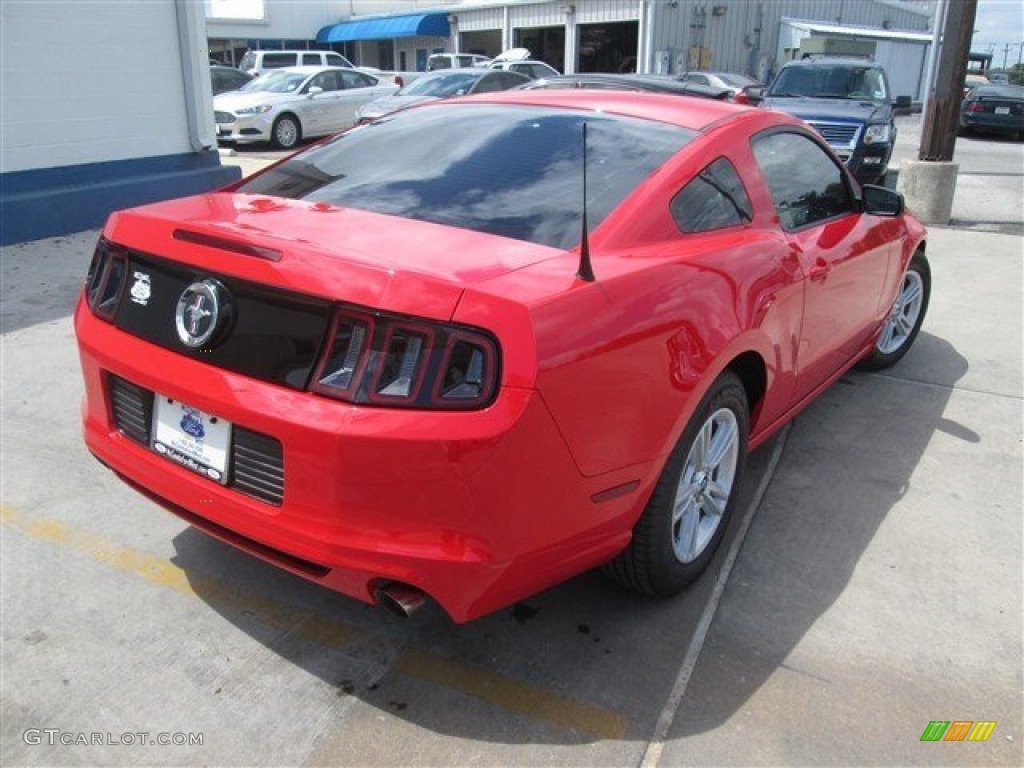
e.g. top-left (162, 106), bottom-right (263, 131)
top-left (526, 232), bottom-right (801, 478)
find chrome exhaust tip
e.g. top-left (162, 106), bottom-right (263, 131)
top-left (375, 583), bottom-right (427, 618)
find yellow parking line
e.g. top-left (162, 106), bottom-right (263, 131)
top-left (3, 504), bottom-right (630, 739)
top-left (395, 648), bottom-right (629, 740)
top-left (0, 504), bottom-right (359, 649)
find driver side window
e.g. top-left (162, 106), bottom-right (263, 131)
top-left (752, 132), bottom-right (854, 230)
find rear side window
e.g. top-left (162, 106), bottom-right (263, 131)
top-left (262, 53), bottom-right (297, 69)
top-left (474, 72), bottom-right (527, 92)
top-left (325, 53), bottom-right (352, 68)
top-left (472, 73), bottom-right (507, 93)
top-left (752, 131), bottom-right (854, 230)
top-left (239, 104), bottom-right (694, 249)
top-left (340, 70), bottom-right (376, 89)
top-left (671, 158), bottom-right (752, 233)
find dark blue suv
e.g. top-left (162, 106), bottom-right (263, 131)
top-left (761, 58), bottom-right (898, 186)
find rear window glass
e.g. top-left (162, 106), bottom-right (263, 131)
top-left (238, 104), bottom-right (693, 249)
top-left (326, 53), bottom-right (353, 68)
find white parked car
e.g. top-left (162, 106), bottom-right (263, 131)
top-left (214, 66), bottom-right (399, 149)
top-left (426, 53), bottom-right (491, 71)
top-left (486, 47), bottom-right (560, 79)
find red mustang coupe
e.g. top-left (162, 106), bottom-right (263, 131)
top-left (75, 91), bottom-right (928, 622)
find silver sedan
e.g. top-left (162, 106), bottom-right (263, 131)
top-left (214, 66), bottom-right (399, 149)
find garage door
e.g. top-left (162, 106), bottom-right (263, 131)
top-left (578, 21), bottom-right (639, 73)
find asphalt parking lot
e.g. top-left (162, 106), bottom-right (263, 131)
top-left (1, 116), bottom-right (1021, 766)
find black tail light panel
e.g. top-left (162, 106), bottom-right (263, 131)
top-left (311, 308), bottom-right (500, 411)
top-left (86, 238), bottom-right (129, 321)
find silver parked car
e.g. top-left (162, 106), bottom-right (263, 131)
top-left (354, 69), bottom-right (529, 124)
top-left (214, 66), bottom-right (399, 149)
top-left (678, 71), bottom-right (759, 98)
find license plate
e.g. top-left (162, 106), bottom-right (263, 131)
top-left (995, 106), bottom-right (1010, 115)
top-left (151, 396), bottom-right (232, 483)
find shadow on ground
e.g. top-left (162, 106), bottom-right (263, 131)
top-left (166, 332), bottom-right (966, 746)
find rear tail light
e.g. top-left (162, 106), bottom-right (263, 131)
top-left (394, 76), bottom-right (405, 88)
top-left (311, 309), bottom-right (499, 410)
top-left (85, 238), bottom-right (128, 321)
top-left (967, 101), bottom-right (985, 112)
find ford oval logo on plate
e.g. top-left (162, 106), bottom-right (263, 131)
top-left (175, 279), bottom-right (229, 348)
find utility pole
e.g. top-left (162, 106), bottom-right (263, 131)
top-left (1002, 43), bottom-right (1011, 70)
top-left (918, 0), bottom-right (978, 161)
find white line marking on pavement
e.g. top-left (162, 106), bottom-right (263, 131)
top-left (638, 424), bottom-right (791, 768)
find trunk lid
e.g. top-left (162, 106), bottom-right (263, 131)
top-left (103, 192), bottom-right (564, 320)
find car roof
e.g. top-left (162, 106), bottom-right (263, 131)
top-left (971, 84), bottom-right (1024, 97)
top-left (495, 60), bottom-right (553, 67)
top-left (270, 66), bottom-right (353, 75)
top-left (781, 57), bottom-right (880, 68)
top-left (411, 68), bottom-right (512, 86)
top-left (254, 50), bottom-right (339, 56)
top-left (448, 88), bottom-right (753, 131)
top-left (419, 68), bottom-right (488, 79)
top-left (524, 74), bottom-right (733, 101)
top-left (689, 71), bottom-right (753, 77)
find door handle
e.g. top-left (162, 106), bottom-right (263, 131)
top-left (808, 258), bottom-right (831, 282)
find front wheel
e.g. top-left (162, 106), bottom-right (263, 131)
top-left (605, 371), bottom-right (749, 597)
top-left (858, 250), bottom-right (930, 371)
top-left (271, 114), bottom-right (301, 149)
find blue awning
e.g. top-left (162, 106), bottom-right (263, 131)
top-left (316, 13), bottom-right (450, 43)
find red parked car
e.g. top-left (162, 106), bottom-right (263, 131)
top-left (75, 91), bottom-right (929, 622)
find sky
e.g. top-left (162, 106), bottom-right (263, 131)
top-left (970, 0), bottom-right (1024, 67)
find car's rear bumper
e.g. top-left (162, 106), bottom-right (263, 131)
top-left (75, 299), bottom-right (648, 621)
top-left (960, 111), bottom-right (1023, 134)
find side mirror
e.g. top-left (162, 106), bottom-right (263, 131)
top-left (894, 95), bottom-right (912, 114)
top-left (307, 86), bottom-right (324, 98)
top-left (862, 184), bottom-right (904, 217)
top-left (743, 85), bottom-right (765, 105)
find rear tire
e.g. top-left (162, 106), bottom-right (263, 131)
top-left (858, 250), bottom-right (930, 371)
top-left (605, 371), bottom-right (748, 597)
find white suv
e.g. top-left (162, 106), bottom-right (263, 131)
top-left (426, 53), bottom-right (491, 71)
top-left (239, 50), bottom-right (356, 76)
